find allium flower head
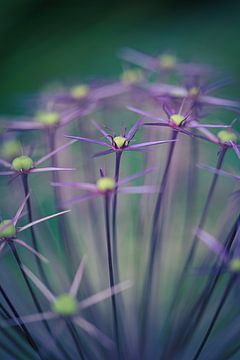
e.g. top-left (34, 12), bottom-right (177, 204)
top-left (0, 194), bottom-right (70, 260)
top-left (0, 140), bottom-right (76, 177)
top-left (66, 119), bottom-right (176, 158)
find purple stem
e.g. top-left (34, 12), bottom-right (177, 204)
top-left (21, 174), bottom-right (51, 290)
top-left (104, 194), bottom-right (120, 359)
top-left (140, 130), bottom-right (178, 356)
top-left (48, 130), bottom-right (74, 276)
top-left (8, 242), bottom-right (71, 360)
top-left (0, 284), bottom-right (41, 357)
top-left (192, 275), bottom-right (236, 360)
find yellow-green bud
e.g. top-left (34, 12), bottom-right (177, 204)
top-left (229, 258), bottom-right (240, 273)
top-left (12, 156), bottom-right (33, 171)
top-left (52, 294), bottom-right (78, 316)
top-left (36, 112), bottom-right (60, 126)
top-left (113, 136), bottom-right (127, 149)
top-left (159, 54), bottom-right (177, 69)
top-left (217, 130), bottom-right (237, 144)
top-left (170, 114), bottom-right (185, 126)
top-left (70, 85), bottom-right (89, 99)
top-left (96, 177), bottom-right (116, 192)
top-left (188, 87), bottom-right (200, 97)
top-left (121, 69), bottom-right (143, 84)
top-left (0, 220), bottom-right (16, 238)
top-left (2, 140), bottom-right (21, 159)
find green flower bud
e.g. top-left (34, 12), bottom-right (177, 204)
top-left (159, 54), bottom-right (177, 69)
top-left (170, 114), bottom-right (185, 126)
top-left (217, 130), bottom-right (237, 144)
top-left (0, 220), bottom-right (16, 238)
top-left (121, 69), bottom-right (143, 84)
top-left (113, 136), bottom-right (128, 149)
top-left (35, 112), bottom-right (60, 126)
top-left (52, 294), bottom-right (78, 316)
top-left (12, 156), bottom-right (33, 171)
top-left (70, 85), bottom-right (89, 99)
top-left (188, 87), bottom-right (200, 97)
top-left (96, 177), bottom-right (116, 192)
top-left (2, 140), bottom-right (21, 159)
top-left (229, 258), bottom-right (240, 273)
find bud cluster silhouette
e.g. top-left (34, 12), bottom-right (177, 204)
top-left (0, 48), bottom-right (239, 360)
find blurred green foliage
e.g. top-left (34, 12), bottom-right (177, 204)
top-left (0, 0), bottom-right (239, 114)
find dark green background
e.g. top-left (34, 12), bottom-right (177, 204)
top-left (0, 0), bottom-right (239, 114)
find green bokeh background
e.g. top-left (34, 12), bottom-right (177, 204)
top-left (0, 0), bottom-right (240, 114)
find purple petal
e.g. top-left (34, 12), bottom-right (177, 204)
top-left (91, 120), bottom-right (112, 142)
top-left (127, 106), bottom-right (167, 123)
top-left (79, 280), bottom-right (132, 310)
top-left (200, 95), bottom-right (240, 109)
top-left (13, 239), bottom-right (48, 263)
top-left (119, 48), bottom-right (157, 70)
top-left (0, 159), bottom-right (12, 168)
top-left (126, 120), bottom-right (143, 141)
top-left (64, 193), bottom-right (100, 207)
top-left (30, 167), bottom-right (76, 173)
top-left (91, 82), bottom-right (127, 100)
top-left (7, 121), bottom-right (44, 130)
top-left (230, 141), bottom-right (240, 159)
top-left (127, 139), bottom-right (176, 150)
top-left (70, 256), bottom-right (87, 297)
top-left (74, 317), bottom-right (114, 349)
top-left (197, 229), bottom-right (229, 263)
top-left (119, 167), bottom-right (156, 186)
top-left (2, 312), bottom-right (57, 327)
top-left (189, 123), bottom-right (231, 129)
top-left (35, 140), bottom-right (77, 166)
top-left (92, 149), bottom-right (114, 158)
top-left (51, 181), bottom-right (97, 191)
top-left (13, 193), bottom-right (30, 225)
top-left (22, 265), bottom-right (55, 301)
top-left (18, 210), bottom-right (70, 232)
top-left (197, 163), bottom-right (240, 181)
top-left (0, 171), bottom-right (15, 176)
top-left (119, 185), bottom-right (158, 194)
top-left (65, 135), bottom-right (111, 148)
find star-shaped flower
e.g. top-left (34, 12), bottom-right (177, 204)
top-left (3, 257), bottom-right (131, 349)
top-left (0, 140), bottom-right (76, 177)
top-left (0, 194), bottom-right (70, 260)
top-left (52, 168), bottom-right (157, 206)
top-left (65, 119), bottom-right (176, 158)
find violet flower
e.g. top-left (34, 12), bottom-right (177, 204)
top-left (120, 48), bottom-right (213, 76)
top-left (65, 119), bottom-right (176, 158)
top-left (128, 102), bottom-right (233, 141)
top-left (3, 257), bottom-right (132, 349)
top-left (0, 194), bottom-right (70, 260)
top-left (51, 168), bottom-right (157, 206)
top-left (0, 140), bottom-right (76, 178)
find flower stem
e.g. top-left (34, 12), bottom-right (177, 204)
top-left (104, 194), bottom-right (120, 359)
top-left (8, 242), bottom-right (72, 360)
top-left (48, 129), bottom-right (74, 276)
top-left (21, 174), bottom-right (51, 290)
top-left (192, 275), bottom-right (236, 360)
top-left (0, 284), bottom-right (40, 357)
top-left (140, 129), bottom-right (178, 355)
top-left (112, 152), bottom-right (122, 283)
top-left (65, 320), bottom-right (85, 360)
